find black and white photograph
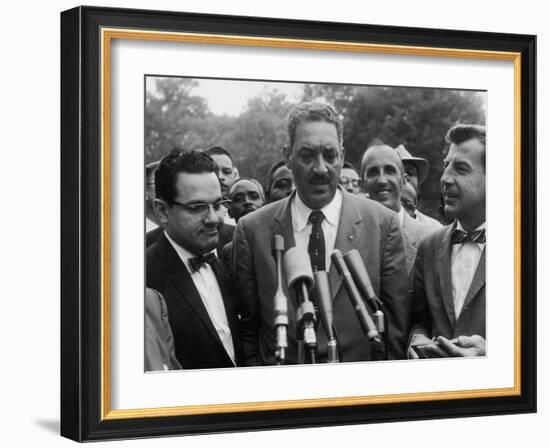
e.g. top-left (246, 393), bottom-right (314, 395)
top-left (144, 76), bottom-right (487, 371)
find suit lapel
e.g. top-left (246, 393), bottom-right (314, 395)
top-left (271, 196), bottom-right (297, 305)
top-left (462, 247), bottom-right (486, 311)
top-left (437, 225), bottom-right (457, 327)
top-left (328, 192), bottom-right (363, 298)
top-left (271, 195), bottom-right (296, 252)
top-left (158, 234), bottom-right (230, 359)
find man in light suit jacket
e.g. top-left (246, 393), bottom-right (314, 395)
top-left (360, 143), bottom-right (437, 275)
top-left (233, 102), bottom-right (409, 366)
top-left (409, 124), bottom-right (487, 358)
top-left (147, 149), bottom-right (242, 369)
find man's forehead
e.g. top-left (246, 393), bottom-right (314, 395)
top-left (273, 165), bottom-right (292, 179)
top-left (294, 120), bottom-right (339, 141)
top-left (448, 138), bottom-right (485, 161)
top-left (364, 145), bottom-right (401, 167)
top-left (175, 171), bottom-right (221, 199)
top-left (210, 153), bottom-right (234, 168)
top-left (341, 167), bottom-right (359, 178)
top-left (231, 180), bottom-right (260, 195)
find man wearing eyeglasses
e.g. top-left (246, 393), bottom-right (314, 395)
top-left (339, 162), bottom-right (361, 195)
top-left (146, 149), bottom-right (242, 370)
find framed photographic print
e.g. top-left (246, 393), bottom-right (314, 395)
top-left (60, 5), bottom-right (536, 442)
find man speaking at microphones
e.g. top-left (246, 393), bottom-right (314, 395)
top-left (233, 102), bottom-right (410, 366)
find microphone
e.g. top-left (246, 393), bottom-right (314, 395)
top-left (331, 249), bottom-right (385, 360)
top-left (343, 249), bottom-right (385, 335)
top-left (312, 271), bottom-right (338, 363)
top-left (283, 246), bottom-right (317, 364)
top-left (271, 235), bottom-right (289, 365)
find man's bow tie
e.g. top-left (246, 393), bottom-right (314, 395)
top-left (451, 228), bottom-right (486, 245)
top-left (189, 252), bottom-right (216, 271)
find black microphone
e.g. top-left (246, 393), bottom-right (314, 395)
top-left (312, 271), bottom-right (338, 363)
top-left (343, 249), bottom-right (385, 335)
top-left (283, 247), bottom-right (317, 364)
top-left (331, 249), bottom-right (385, 360)
top-left (271, 235), bottom-right (289, 365)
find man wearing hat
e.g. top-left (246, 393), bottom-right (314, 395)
top-left (395, 144), bottom-right (442, 233)
top-left (360, 143), bottom-right (438, 275)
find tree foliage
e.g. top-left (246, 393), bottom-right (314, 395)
top-left (145, 78), bottom-right (485, 216)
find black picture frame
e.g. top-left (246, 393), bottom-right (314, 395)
top-left (60, 5), bottom-right (536, 442)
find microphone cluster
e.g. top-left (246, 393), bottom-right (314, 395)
top-left (271, 235), bottom-right (386, 364)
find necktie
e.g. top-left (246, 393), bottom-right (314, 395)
top-left (189, 252), bottom-right (217, 272)
top-left (451, 228), bottom-right (486, 245)
top-left (308, 211), bottom-right (326, 272)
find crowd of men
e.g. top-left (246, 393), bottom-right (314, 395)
top-left (144, 101), bottom-right (486, 371)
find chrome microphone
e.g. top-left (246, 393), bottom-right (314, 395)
top-left (331, 249), bottom-right (385, 360)
top-left (271, 235), bottom-right (289, 365)
top-left (312, 271), bottom-right (338, 363)
top-left (343, 249), bottom-right (385, 335)
top-left (283, 246), bottom-right (317, 364)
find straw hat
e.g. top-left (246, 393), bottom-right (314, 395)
top-left (394, 144), bottom-right (430, 185)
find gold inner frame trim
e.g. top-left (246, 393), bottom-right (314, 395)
top-left (100, 27), bottom-right (522, 421)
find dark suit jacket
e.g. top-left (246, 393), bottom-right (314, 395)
top-left (410, 224), bottom-right (486, 341)
top-left (233, 189), bottom-right (410, 365)
top-left (146, 223), bottom-right (235, 256)
top-left (146, 233), bottom-right (243, 369)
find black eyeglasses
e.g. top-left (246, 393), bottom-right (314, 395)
top-left (170, 199), bottom-right (231, 216)
top-left (339, 176), bottom-right (360, 187)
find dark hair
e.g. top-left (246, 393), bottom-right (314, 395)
top-left (206, 145), bottom-right (234, 164)
top-left (266, 160), bottom-right (286, 191)
top-left (145, 161), bottom-right (159, 179)
top-left (287, 102), bottom-right (343, 149)
top-left (342, 162), bottom-right (358, 174)
top-left (228, 177), bottom-right (266, 202)
top-left (155, 149), bottom-right (218, 203)
top-left (445, 124), bottom-right (486, 167)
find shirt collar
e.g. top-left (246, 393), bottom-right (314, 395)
top-left (397, 206), bottom-right (406, 227)
top-left (164, 231), bottom-right (215, 271)
top-left (292, 188), bottom-right (343, 232)
top-left (455, 220), bottom-right (486, 232)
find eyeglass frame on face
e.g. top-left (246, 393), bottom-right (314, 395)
top-left (338, 176), bottom-right (360, 188)
top-left (169, 198), bottom-right (231, 216)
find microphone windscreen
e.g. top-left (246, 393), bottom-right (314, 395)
top-left (344, 250), bottom-right (374, 291)
top-left (271, 234), bottom-right (285, 255)
top-left (283, 246), bottom-right (314, 291)
top-left (330, 249), bottom-right (347, 275)
top-left (313, 271), bottom-right (334, 339)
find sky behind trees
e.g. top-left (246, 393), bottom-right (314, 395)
top-left (145, 76), bottom-right (486, 219)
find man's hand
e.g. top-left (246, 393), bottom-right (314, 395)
top-left (408, 334), bottom-right (447, 359)
top-left (436, 335), bottom-right (486, 357)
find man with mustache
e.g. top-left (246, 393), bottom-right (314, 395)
top-left (233, 102), bottom-right (410, 365)
top-left (360, 144), bottom-right (437, 275)
top-left (409, 124), bottom-right (486, 358)
top-left (146, 149), bottom-right (242, 369)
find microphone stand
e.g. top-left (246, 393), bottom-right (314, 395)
top-left (331, 249), bottom-right (385, 361)
top-left (272, 235), bottom-right (289, 365)
top-left (313, 270), bottom-right (339, 363)
top-left (343, 249), bottom-right (387, 360)
top-left (295, 282), bottom-right (317, 364)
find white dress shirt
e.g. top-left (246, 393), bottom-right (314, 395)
top-left (397, 206), bottom-right (406, 228)
top-left (164, 232), bottom-right (236, 364)
top-left (146, 217), bottom-right (158, 232)
top-left (291, 189), bottom-right (343, 270)
top-left (451, 221), bottom-right (486, 318)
